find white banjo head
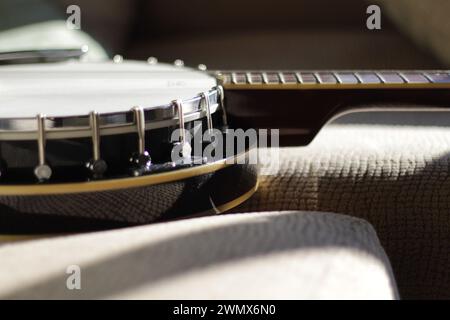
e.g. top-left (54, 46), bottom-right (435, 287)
top-left (0, 60), bottom-right (217, 118)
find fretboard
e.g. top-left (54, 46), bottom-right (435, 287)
top-left (215, 70), bottom-right (450, 89)
top-left (215, 70), bottom-right (450, 146)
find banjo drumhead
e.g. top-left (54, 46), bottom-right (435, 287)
top-left (0, 60), bottom-right (217, 118)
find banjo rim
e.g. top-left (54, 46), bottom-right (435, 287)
top-left (0, 89), bottom-right (221, 141)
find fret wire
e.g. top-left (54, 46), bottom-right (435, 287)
top-left (221, 70), bottom-right (450, 86)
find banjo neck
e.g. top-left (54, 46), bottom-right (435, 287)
top-left (215, 70), bottom-right (450, 146)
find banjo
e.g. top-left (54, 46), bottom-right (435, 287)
top-left (1, 49), bottom-right (450, 233)
top-left (0, 50), bottom-right (259, 233)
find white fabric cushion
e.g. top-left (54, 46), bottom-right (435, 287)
top-left (0, 211), bottom-right (397, 299)
top-left (235, 118), bottom-right (450, 299)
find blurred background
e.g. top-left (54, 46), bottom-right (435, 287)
top-left (0, 0), bottom-right (448, 70)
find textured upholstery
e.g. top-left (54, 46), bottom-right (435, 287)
top-left (232, 119), bottom-right (450, 299)
top-left (0, 211), bottom-right (397, 299)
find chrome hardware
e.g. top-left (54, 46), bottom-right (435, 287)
top-left (129, 107), bottom-right (152, 176)
top-left (172, 99), bottom-right (192, 159)
top-left (86, 111), bottom-right (107, 178)
top-left (79, 45), bottom-right (90, 62)
top-left (0, 48), bottom-right (88, 65)
top-left (216, 85), bottom-right (228, 127)
top-left (0, 85), bottom-right (222, 181)
top-left (90, 112), bottom-right (101, 161)
top-left (174, 59), bottom-right (184, 67)
top-left (0, 88), bottom-right (220, 141)
top-left (215, 72), bottom-right (232, 85)
top-left (34, 114), bottom-right (52, 182)
top-left (200, 92), bottom-right (213, 133)
top-left (173, 99), bottom-right (186, 145)
top-left (132, 107), bottom-right (146, 154)
top-left (81, 44), bottom-right (89, 54)
top-left (113, 55), bottom-right (123, 63)
top-left (261, 73), bottom-right (269, 84)
top-left (147, 57), bottom-right (158, 65)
